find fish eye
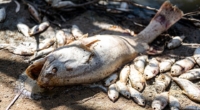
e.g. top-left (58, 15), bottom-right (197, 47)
top-left (52, 67), bottom-right (57, 73)
top-left (171, 70), bottom-right (174, 73)
top-left (137, 87), bottom-right (140, 90)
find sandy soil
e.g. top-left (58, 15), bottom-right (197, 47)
top-left (0, 1), bottom-right (200, 110)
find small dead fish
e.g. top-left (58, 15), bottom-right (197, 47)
top-left (152, 92), bottom-right (169, 110)
top-left (128, 86), bottom-right (145, 106)
top-left (116, 81), bottom-right (131, 99)
top-left (71, 25), bottom-right (88, 40)
top-left (27, 3), bottom-right (41, 23)
top-left (56, 30), bottom-right (67, 47)
top-left (104, 72), bottom-right (118, 87)
top-left (179, 68), bottom-right (200, 80)
top-left (167, 35), bottom-right (185, 49)
top-left (51, 1), bottom-right (76, 8)
top-left (108, 83), bottom-right (119, 102)
top-left (29, 22), bottom-right (50, 36)
top-left (14, 0), bottom-right (20, 13)
top-left (119, 64), bottom-right (130, 83)
top-left (193, 47), bottom-right (200, 66)
top-left (36, 38), bottom-right (55, 51)
top-left (144, 58), bottom-right (159, 80)
top-left (134, 55), bottom-right (148, 73)
top-left (173, 77), bottom-right (200, 102)
top-left (159, 59), bottom-right (175, 73)
top-left (154, 74), bottom-right (171, 93)
top-left (169, 95), bottom-right (180, 110)
top-left (17, 23), bottom-right (30, 37)
top-left (183, 105), bottom-right (200, 110)
top-left (0, 7), bottom-right (6, 22)
top-left (129, 64), bottom-right (146, 92)
top-left (171, 57), bottom-right (195, 76)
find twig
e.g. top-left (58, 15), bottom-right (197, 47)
top-left (184, 11), bottom-right (200, 16)
top-left (6, 89), bottom-right (23, 110)
top-left (123, 0), bottom-right (200, 23)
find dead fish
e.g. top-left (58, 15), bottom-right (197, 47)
top-left (56, 30), bottom-right (67, 47)
top-left (167, 35), bottom-right (185, 49)
top-left (169, 95), bottom-right (180, 110)
top-left (144, 58), bottom-right (159, 80)
top-left (193, 47), bottom-right (200, 66)
top-left (27, 3), bottom-right (41, 23)
top-left (51, 1), bottom-right (76, 8)
top-left (25, 1), bottom-right (183, 87)
top-left (179, 68), bottom-right (200, 80)
top-left (62, 29), bottom-right (75, 44)
top-left (129, 64), bottom-right (146, 92)
top-left (154, 74), bottom-right (171, 93)
top-left (171, 57), bottom-right (195, 76)
top-left (29, 22), bottom-right (50, 36)
top-left (119, 64), bottom-right (130, 83)
top-left (152, 92), bottom-right (169, 110)
top-left (17, 23), bottom-right (30, 37)
top-left (116, 81), bottom-right (131, 98)
top-left (108, 83), bottom-right (119, 102)
top-left (0, 7), bottom-right (6, 22)
top-left (183, 105), bottom-right (200, 110)
top-left (128, 86), bottom-right (145, 106)
top-left (159, 59), bottom-right (175, 73)
top-left (71, 25), bottom-right (88, 40)
top-left (173, 77), bottom-right (200, 102)
top-left (134, 55), bottom-right (148, 73)
top-left (14, 0), bottom-right (20, 13)
top-left (117, 2), bottom-right (129, 11)
top-left (104, 72), bottom-right (118, 86)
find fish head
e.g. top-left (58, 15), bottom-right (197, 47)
top-left (134, 82), bottom-right (145, 92)
top-left (144, 69), bottom-right (158, 80)
top-left (152, 100), bottom-right (162, 110)
top-left (133, 95), bottom-right (146, 107)
top-left (37, 55), bottom-right (66, 87)
top-left (108, 91), bottom-right (119, 102)
top-left (171, 65), bottom-right (182, 76)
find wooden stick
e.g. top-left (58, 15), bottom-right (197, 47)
top-left (6, 89), bottom-right (23, 110)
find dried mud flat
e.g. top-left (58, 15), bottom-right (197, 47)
top-left (1, 1), bottom-right (200, 110)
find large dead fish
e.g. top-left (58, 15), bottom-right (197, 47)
top-left (25, 1), bottom-right (183, 87)
top-left (173, 77), bottom-right (200, 102)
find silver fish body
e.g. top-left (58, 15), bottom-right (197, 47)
top-left (173, 77), bottom-right (200, 102)
top-left (116, 81), bottom-right (131, 98)
top-left (129, 64), bottom-right (146, 92)
top-left (134, 55), bottom-right (148, 73)
top-left (144, 58), bottom-right (159, 80)
top-left (159, 59), bottom-right (175, 73)
top-left (154, 74), bottom-right (171, 93)
top-left (108, 83), bottom-right (119, 102)
top-left (169, 95), bottom-right (180, 110)
top-left (0, 7), bottom-right (6, 22)
top-left (119, 64), bottom-right (130, 83)
top-left (167, 35), bottom-right (185, 49)
top-left (179, 68), bottom-right (200, 80)
top-left (193, 47), bottom-right (200, 66)
top-left (29, 22), bottom-right (50, 36)
top-left (171, 57), bottom-right (195, 76)
top-left (152, 92), bottom-right (169, 110)
top-left (17, 23), bottom-right (30, 37)
top-left (104, 72), bottom-right (118, 86)
top-left (128, 86), bottom-right (145, 106)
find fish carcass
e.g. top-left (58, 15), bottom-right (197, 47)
top-left (25, 1), bottom-right (183, 87)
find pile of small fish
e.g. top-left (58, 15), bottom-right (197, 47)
top-left (102, 47), bottom-right (200, 110)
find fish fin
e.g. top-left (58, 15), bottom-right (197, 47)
top-left (25, 58), bottom-right (46, 80)
top-left (78, 37), bottom-right (100, 53)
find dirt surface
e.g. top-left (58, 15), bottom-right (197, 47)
top-left (1, 1), bottom-right (200, 110)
